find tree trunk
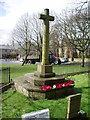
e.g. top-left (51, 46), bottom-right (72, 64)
top-left (81, 51), bottom-right (85, 67)
top-left (71, 57), bottom-right (74, 61)
top-left (22, 54), bottom-right (28, 66)
top-left (40, 50), bottom-right (42, 62)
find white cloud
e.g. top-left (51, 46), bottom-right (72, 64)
top-left (0, 0), bottom-right (85, 44)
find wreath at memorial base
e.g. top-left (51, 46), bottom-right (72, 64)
top-left (41, 80), bottom-right (75, 91)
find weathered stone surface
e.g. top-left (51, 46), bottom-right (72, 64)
top-left (14, 74), bottom-right (74, 99)
top-left (34, 71), bottom-right (55, 78)
top-left (66, 93), bottom-right (81, 119)
top-left (35, 9), bottom-right (55, 78)
top-left (21, 109), bottom-right (50, 119)
top-left (37, 64), bottom-right (52, 73)
top-left (35, 64), bottom-right (55, 78)
top-left (39, 9), bottom-right (54, 65)
top-left (25, 73), bottom-right (65, 86)
top-left (14, 76), bottom-right (41, 92)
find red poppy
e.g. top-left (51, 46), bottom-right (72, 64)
top-left (63, 82), bottom-right (70, 87)
top-left (53, 83), bottom-right (68, 88)
top-left (53, 83), bottom-right (63, 88)
top-left (41, 85), bottom-right (52, 91)
top-left (58, 83), bottom-right (64, 88)
top-left (67, 80), bottom-right (75, 84)
top-left (41, 80), bottom-right (75, 91)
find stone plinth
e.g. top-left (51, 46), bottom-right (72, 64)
top-left (25, 73), bottom-right (65, 86)
top-left (34, 64), bottom-right (55, 78)
top-left (14, 73), bottom-right (74, 99)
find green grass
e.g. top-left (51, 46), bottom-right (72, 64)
top-left (1, 64), bottom-right (89, 81)
top-left (53, 64), bottom-right (89, 75)
top-left (2, 64), bottom-right (37, 81)
top-left (1, 89), bottom-right (68, 118)
top-left (1, 64), bottom-right (90, 119)
top-left (67, 74), bottom-right (89, 113)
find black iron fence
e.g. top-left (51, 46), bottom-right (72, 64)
top-left (0, 67), bottom-right (11, 84)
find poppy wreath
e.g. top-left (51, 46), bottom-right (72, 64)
top-left (41, 80), bottom-right (75, 91)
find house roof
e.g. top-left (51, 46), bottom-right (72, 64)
top-left (0, 44), bottom-right (18, 50)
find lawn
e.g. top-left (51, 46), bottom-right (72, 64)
top-left (1, 64), bottom-right (90, 119)
top-left (1, 64), bottom-right (89, 80)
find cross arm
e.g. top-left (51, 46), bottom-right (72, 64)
top-left (38, 14), bottom-right (54, 21)
top-left (38, 14), bottom-right (46, 20)
top-left (49, 16), bottom-right (54, 21)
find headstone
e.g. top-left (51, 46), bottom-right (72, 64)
top-left (66, 93), bottom-right (81, 119)
top-left (21, 109), bottom-right (50, 120)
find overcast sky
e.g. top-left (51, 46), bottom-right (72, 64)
top-left (0, 0), bottom-right (88, 45)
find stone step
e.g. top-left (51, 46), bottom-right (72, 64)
top-left (14, 76), bottom-right (40, 91)
top-left (14, 75), bottom-right (74, 99)
top-left (24, 73), bottom-right (66, 86)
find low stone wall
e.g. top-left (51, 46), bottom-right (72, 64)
top-left (59, 70), bottom-right (90, 78)
top-left (68, 58), bottom-right (90, 62)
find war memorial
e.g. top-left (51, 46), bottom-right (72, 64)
top-left (14, 9), bottom-right (74, 99)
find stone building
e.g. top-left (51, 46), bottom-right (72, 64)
top-left (0, 44), bottom-right (18, 58)
top-left (59, 45), bottom-right (90, 59)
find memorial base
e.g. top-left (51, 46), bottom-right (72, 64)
top-left (34, 64), bottom-right (55, 78)
top-left (14, 73), bottom-right (75, 99)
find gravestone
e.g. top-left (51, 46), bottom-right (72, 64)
top-left (21, 109), bottom-right (50, 120)
top-left (66, 93), bottom-right (81, 119)
top-left (14, 9), bottom-right (75, 99)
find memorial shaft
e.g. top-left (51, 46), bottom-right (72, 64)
top-left (35, 9), bottom-right (55, 78)
top-left (43, 14), bottom-right (49, 64)
top-left (39, 9), bottom-right (54, 65)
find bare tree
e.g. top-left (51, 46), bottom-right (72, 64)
top-left (51, 2), bottom-right (89, 67)
top-left (49, 13), bottom-right (64, 57)
top-left (30, 14), bottom-right (43, 61)
top-left (50, 23), bottom-right (61, 56)
top-left (63, 9), bottom-right (90, 67)
top-left (11, 13), bottom-right (43, 65)
top-left (11, 13), bottom-right (31, 66)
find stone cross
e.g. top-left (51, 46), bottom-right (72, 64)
top-left (34, 9), bottom-right (55, 78)
top-left (38, 9), bottom-right (54, 65)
